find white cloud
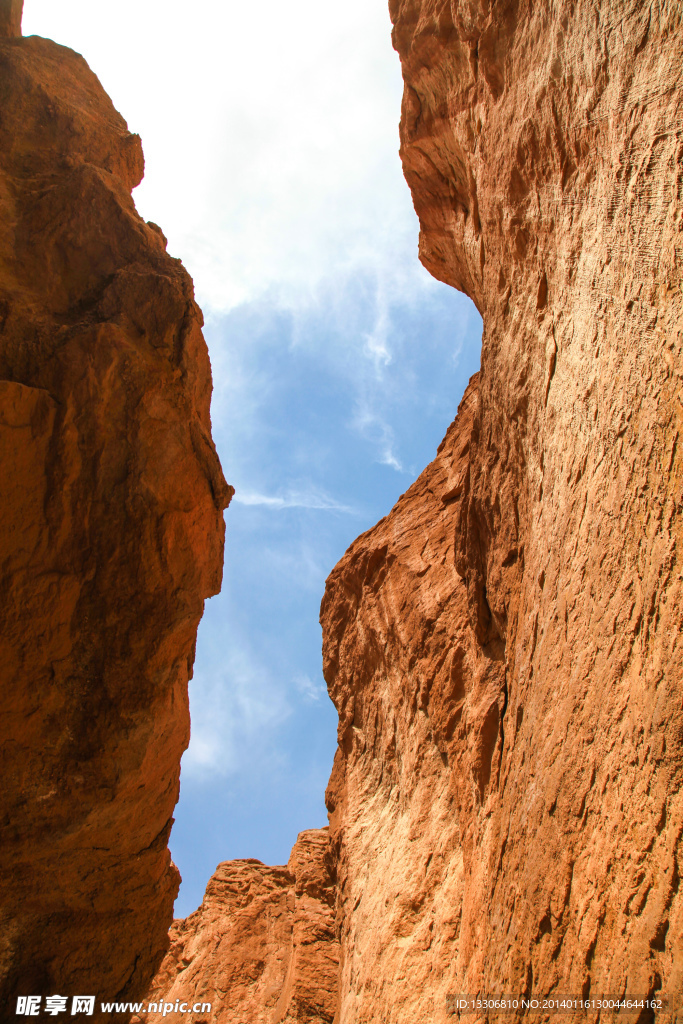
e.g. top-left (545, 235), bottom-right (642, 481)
top-left (183, 643), bottom-right (291, 778)
top-left (294, 674), bottom-right (327, 704)
top-left (23, 0), bottom-right (412, 313)
top-left (351, 403), bottom-right (404, 473)
top-left (362, 281), bottom-right (393, 374)
top-left (379, 446), bottom-right (403, 473)
top-left (233, 488), bottom-right (357, 514)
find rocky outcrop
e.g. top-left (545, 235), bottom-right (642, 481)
top-left (321, 0), bottom-right (683, 1019)
top-left (0, 3), bottom-right (230, 1010)
top-left (136, 829), bottom-right (339, 1024)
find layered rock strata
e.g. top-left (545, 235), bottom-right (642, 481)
top-left (320, 0), bottom-right (683, 1019)
top-left (0, 3), bottom-right (230, 1010)
top-left (136, 829), bottom-right (339, 1024)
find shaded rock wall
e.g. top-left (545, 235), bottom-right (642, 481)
top-left (136, 829), bottom-right (339, 1024)
top-left (0, 7), bottom-right (230, 1010)
top-left (320, 0), bottom-right (683, 1019)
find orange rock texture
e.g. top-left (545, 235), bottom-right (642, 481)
top-left (0, 2), bottom-right (230, 1010)
top-left (4, 0), bottom-right (683, 1017)
top-left (320, 0), bottom-right (683, 1019)
top-left (136, 829), bottom-right (339, 1024)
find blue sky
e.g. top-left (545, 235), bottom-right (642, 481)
top-left (23, 0), bottom-right (482, 915)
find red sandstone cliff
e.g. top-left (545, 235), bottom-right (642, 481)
top-left (136, 829), bottom-right (339, 1024)
top-left (320, 0), bottom-right (683, 1018)
top-left (5, 0), bottom-right (683, 1018)
top-left (0, 1), bottom-right (230, 1011)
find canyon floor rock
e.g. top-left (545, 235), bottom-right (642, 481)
top-left (135, 829), bottom-right (339, 1024)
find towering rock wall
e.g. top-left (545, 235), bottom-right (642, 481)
top-left (0, 3), bottom-right (230, 1010)
top-left (321, 0), bottom-right (683, 1019)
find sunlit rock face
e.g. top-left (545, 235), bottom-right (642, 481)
top-left (321, 0), bottom-right (683, 1019)
top-left (136, 829), bottom-right (339, 1024)
top-left (0, 5), bottom-right (231, 1010)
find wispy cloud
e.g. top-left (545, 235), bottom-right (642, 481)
top-left (363, 285), bottom-right (392, 375)
top-left (380, 448), bottom-right (403, 473)
top-left (294, 673), bottom-right (328, 704)
top-left (183, 643), bottom-right (292, 779)
top-left (351, 405), bottom-right (404, 473)
top-left (233, 488), bottom-right (358, 514)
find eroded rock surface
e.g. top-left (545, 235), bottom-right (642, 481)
top-left (136, 829), bottom-right (339, 1024)
top-left (0, 5), bottom-right (230, 1010)
top-left (321, 0), bottom-right (683, 1019)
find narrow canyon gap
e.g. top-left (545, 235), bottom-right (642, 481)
top-left (0, 0), bottom-right (681, 1021)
